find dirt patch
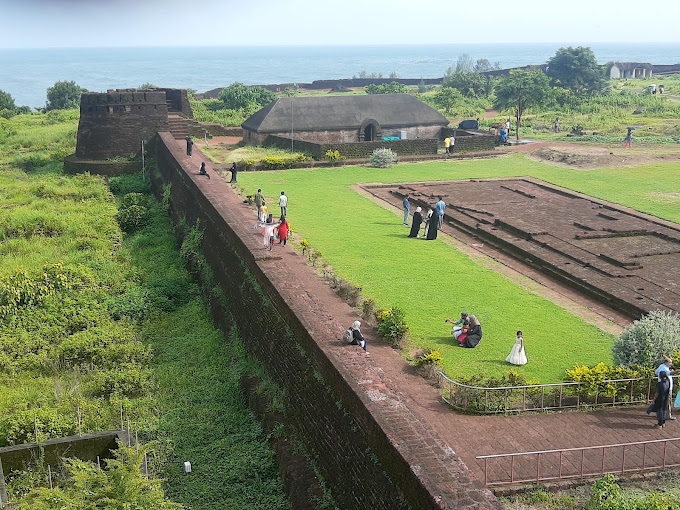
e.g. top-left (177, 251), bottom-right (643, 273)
top-left (529, 145), bottom-right (680, 169)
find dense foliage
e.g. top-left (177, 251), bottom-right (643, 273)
top-left (46, 80), bottom-right (85, 111)
top-left (494, 70), bottom-right (552, 139)
top-left (365, 81), bottom-right (408, 94)
top-left (612, 310), bottom-right (680, 368)
top-left (218, 82), bottom-right (276, 111)
top-left (0, 113), bottom-right (290, 509)
top-left (547, 46), bottom-right (609, 96)
top-left (369, 147), bottom-right (398, 167)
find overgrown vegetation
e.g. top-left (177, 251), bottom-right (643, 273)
top-left (0, 112), bottom-right (290, 509)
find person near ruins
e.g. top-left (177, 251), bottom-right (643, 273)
top-left (445, 312), bottom-right (469, 341)
top-left (649, 371), bottom-right (671, 428)
top-left (402, 195), bottom-right (410, 226)
top-left (460, 315), bottom-right (482, 348)
top-left (348, 320), bottom-right (367, 351)
top-left (229, 162), bottom-right (238, 183)
top-left (425, 207), bottom-right (438, 240)
top-left (655, 357), bottom-right (677, 421)
top-left (435, 197), bottom-right (446, 229)
top-left (506, 330), bottom-right (527, 365)
top-left (505, 118), bottom-right (511, 136)
top-left (624, 127), bottom-right (633, 148)
top-left (279, 191), bottom-right (288, 218)
top-left (408, 207), bottom-right (423, 238)
top-left (450, 134), bottom-right (455, 153)
top-left (276, 216), bottom-right (289, 246)
top-left (554, 117), bottom-right (561, 133)
top-left (198, 161), bottom-right (210, 179)
top-left (444, 136), bottom-right (451, 155)
top-left (255, 188), bottom-right (264, 218)
top-left (185, 136), bottom-right (194, 157)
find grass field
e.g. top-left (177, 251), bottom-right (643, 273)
top-left (235, 154), bottom-right (680, 383)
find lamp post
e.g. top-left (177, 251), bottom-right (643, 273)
top-left (290, 98), bottom-right (294, 154)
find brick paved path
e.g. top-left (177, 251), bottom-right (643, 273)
top-left (179, 139), bottom-right (680, 492)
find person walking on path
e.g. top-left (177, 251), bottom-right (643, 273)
top-left (185, 136), bottom-right (194, 157)
top-left (649, 371), bottom-right (671, 428)
top-left (408, 207), bottom-right (423, 237)
top-left (229, 162), bottom-right (238, 183)
top-left (402, 195), bottom-right (410, 226)
top-left (655, 357), bottom-right (677, 420)
top-left (255, 188), bottom-right (264, 218)
top-left (624, 127), bottom-right (633, 148)
top-left (450, 134), bottom-right (455, 153)
top-left (444, 137), bottom-right (451, 155)
top-left (276, 216), bottom-right (289, 246)
top-left (435, 197), bottom-right (446, 229)
top-left (279, 191), bottom-right (288, 218)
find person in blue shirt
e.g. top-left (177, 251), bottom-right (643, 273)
top-left (402, 195), bottom-right (410, 226)
top-left (435, 197), bottom-right (446, 229)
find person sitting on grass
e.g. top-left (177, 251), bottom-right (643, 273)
top-left (445, 312), bottom-right (469, 340)
top-left (460, 315), bottom-right (482, 348)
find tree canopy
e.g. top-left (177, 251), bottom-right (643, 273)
top-left (365, 82), bottom-right (408, 94)
top-left (493, 70), bottom-right (551, 140)
top-left (0, 89), bottom-right (16, 111)
top-left (547, 46), bottom-right (609, 96)
top-left (442, 55), bottom-right (497, 98)
top-left (432, 87), bottom-right (463, 114)
top-left (218, 82), bottom-right (276, 111)
top-left (46, 80), bottom-right (85, 111)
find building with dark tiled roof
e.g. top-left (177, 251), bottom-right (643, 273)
top-left (609, 62), bottom-right (653, 79)
top-left (241, 94), bottom-right (449, 145)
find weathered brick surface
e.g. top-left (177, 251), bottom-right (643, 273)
top-left (152, 132), bottom-right (501, 510)
top-left (265, 135), bottom-right (438, 160)
top-left (75, 91), bottom-right (169, 160)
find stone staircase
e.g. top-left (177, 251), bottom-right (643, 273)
top-left (167, 114), bottom-right (190, 140)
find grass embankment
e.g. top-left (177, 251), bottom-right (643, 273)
top-left (237, 154), bottom-right (680, 382)
top-left (0, 112), bottom-right (289, 509)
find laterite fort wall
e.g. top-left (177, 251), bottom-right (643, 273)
top-left (75, 91), bottom-right (169, 160)
top-left (152, 132), bottom-right (501, 510)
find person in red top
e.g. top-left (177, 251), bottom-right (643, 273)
top-left (276, 216), bottom-right (289, 246)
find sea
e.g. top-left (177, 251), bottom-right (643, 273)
top-left (2, 43), bottom-right (680, 109)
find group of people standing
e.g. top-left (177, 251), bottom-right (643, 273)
top-left (255, 188), bottom-right (290, 250)
top-left (403, 195), bottom-right (446, 240)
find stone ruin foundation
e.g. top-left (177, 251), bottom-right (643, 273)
top-left (366, 178), bottom-right (680, 320)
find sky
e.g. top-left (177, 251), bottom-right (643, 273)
top-left (1, 0), bottom-right (679, 48)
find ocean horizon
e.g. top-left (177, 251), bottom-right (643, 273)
top-left (2, 43), bottom-right (680, 108)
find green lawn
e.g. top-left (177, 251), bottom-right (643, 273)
top-left (236, 154), bottom-right (680, 383)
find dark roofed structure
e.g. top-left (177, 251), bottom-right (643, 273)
top-left (609, 62), bottom-right (653, 79)
top-left (242, 94), bottom-right (449, 145)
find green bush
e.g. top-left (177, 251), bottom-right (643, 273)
top-left (370, 147), bottom-right (398, 168)
top-left (414, 348), bottom-right (443, 367)
top-left (612, 310), bottom-right (680, 368)
top-left (116, 193), bottom-right (150, 233)
top-left (375, 307), bottom-right (409, 346)
top-left (6, 406), bottom-right (77, 444)
top-left (261, 154), bottom-right (310, 169)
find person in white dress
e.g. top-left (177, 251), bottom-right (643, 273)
top-left (506, 330), bottom-right (527, 365)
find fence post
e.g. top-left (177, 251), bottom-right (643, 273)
top-left (0, 457), bottom-right (7, 506)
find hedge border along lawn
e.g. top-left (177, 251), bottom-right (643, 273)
top-left (236, 153), bottom-right (680, 383)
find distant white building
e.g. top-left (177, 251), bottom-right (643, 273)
top-left (609, 62), bottom-right (653, 79)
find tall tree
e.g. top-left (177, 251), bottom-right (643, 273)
top-left (433, 87), bottom-right (463, 114)
top-left (0, 89), bottom-right (16, 111)
top-left (46, 80), bottom-right (85, 110)
top-left (218, 82), bottom-right (276, 110)
top-left (547, 46), bottom-right (609, 96)
top-left (493, 70), bottom-right (551, 140)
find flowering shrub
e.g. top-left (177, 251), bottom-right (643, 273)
top-left (369, 148), bottom-right (398, 168)
top-left (375, 307), bottom-right (409, 347)
top-left (612, 310), bottom-right (680, 367)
